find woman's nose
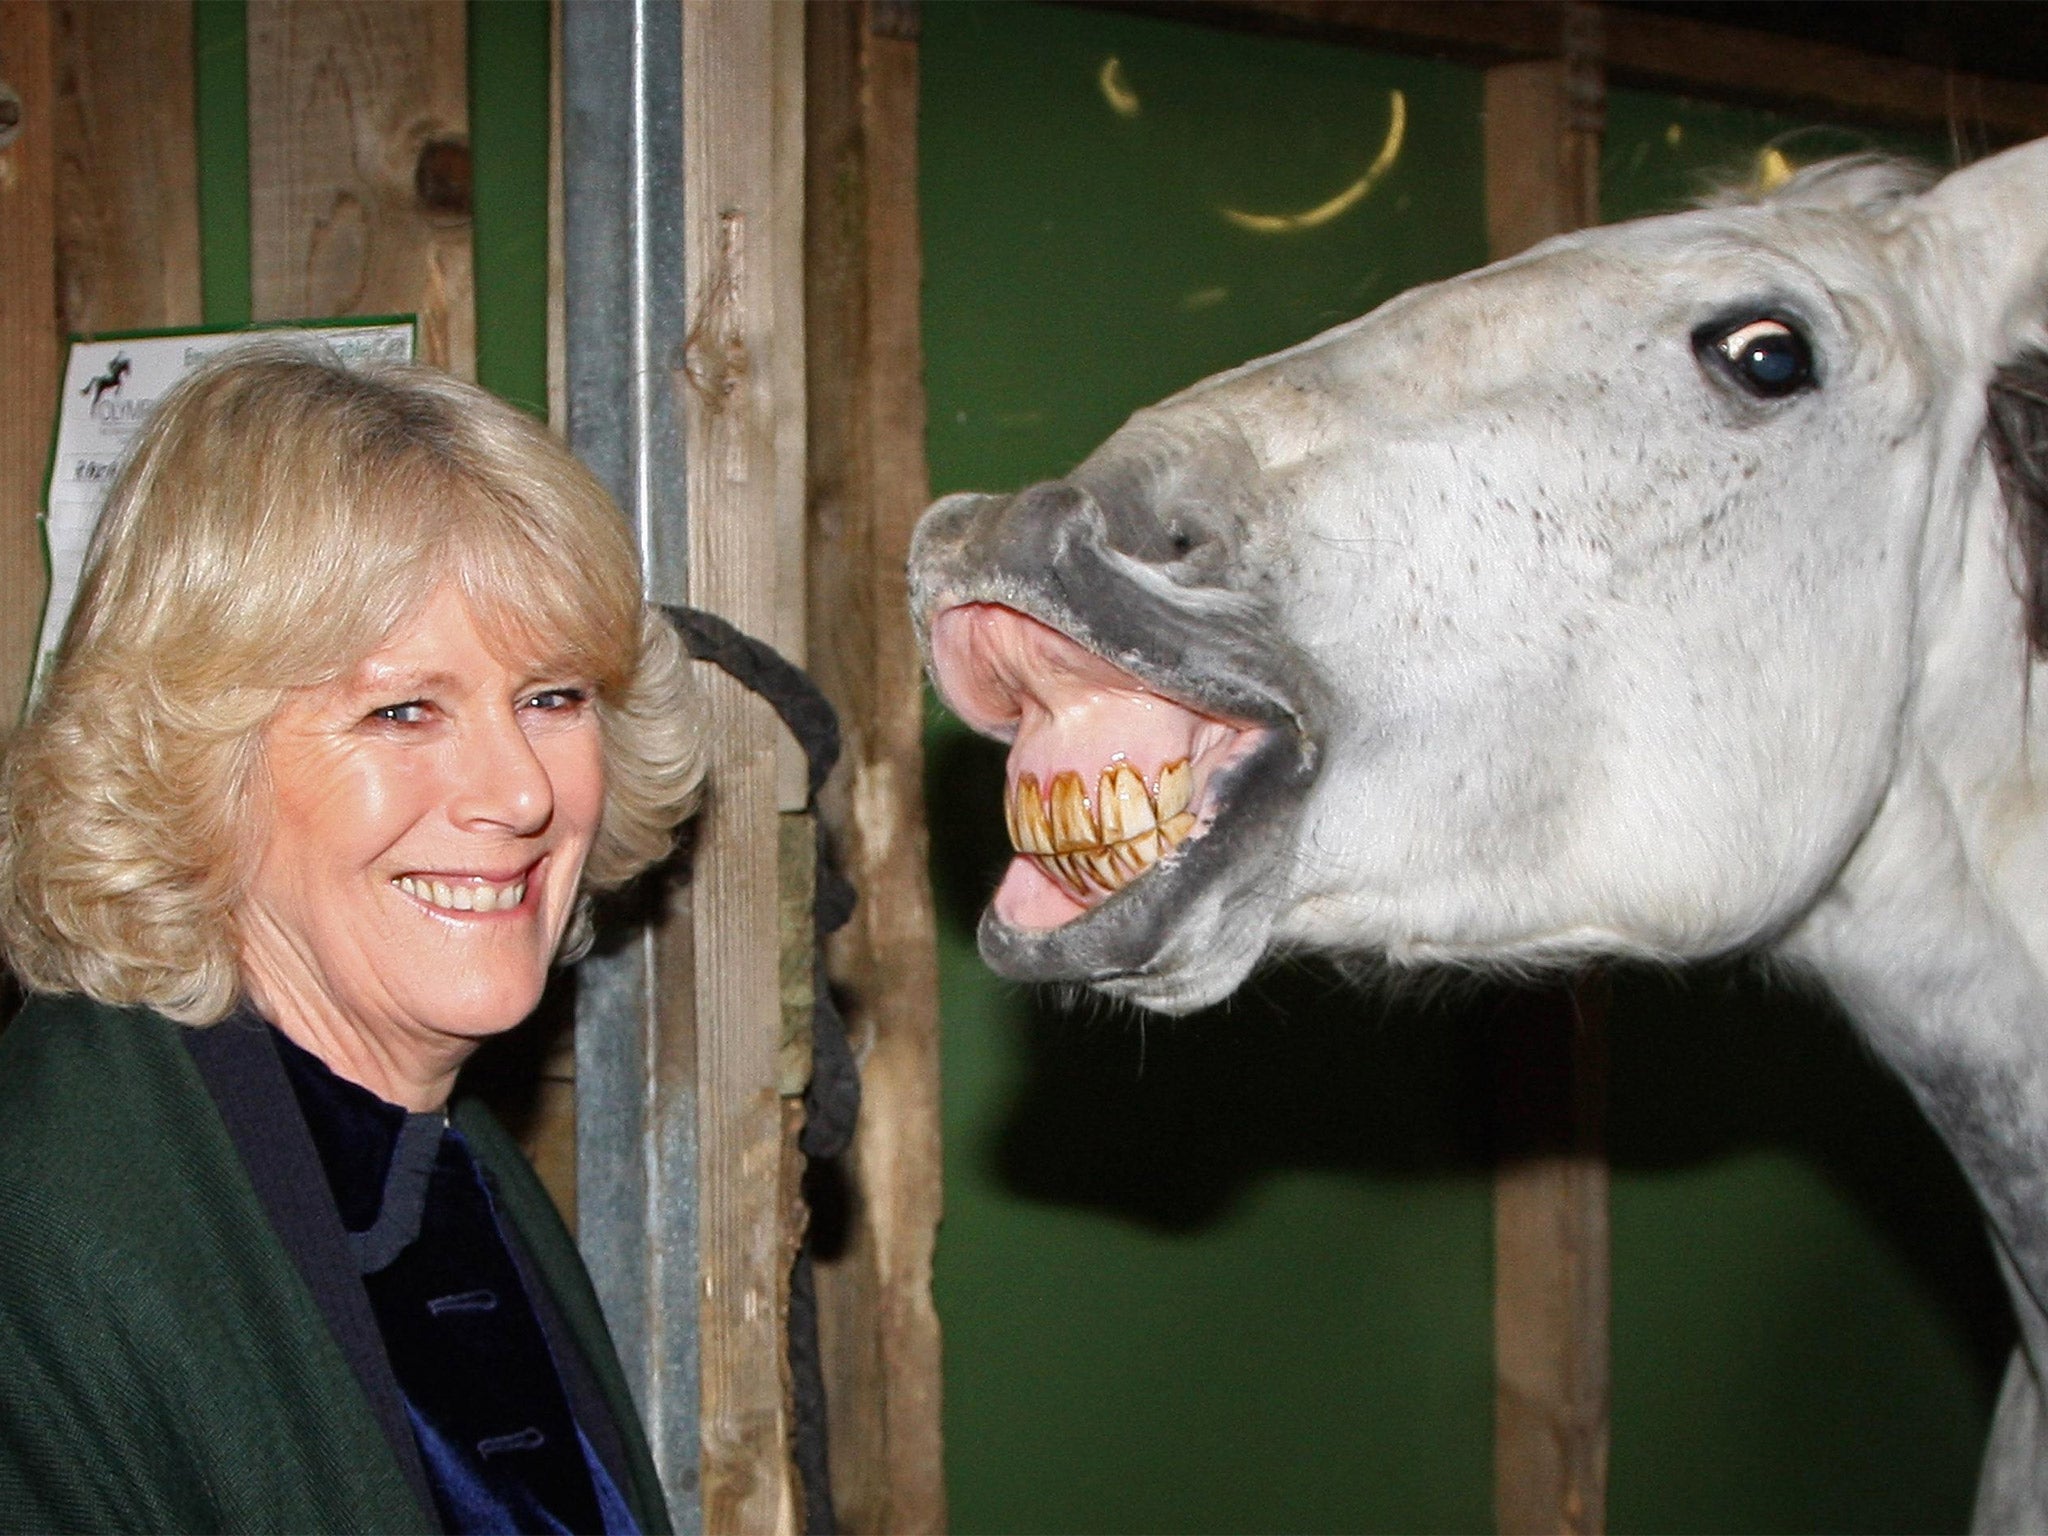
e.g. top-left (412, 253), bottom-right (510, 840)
top-left (450, 706), bottom-right (555, 835)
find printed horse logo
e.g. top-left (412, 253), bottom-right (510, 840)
top-left (82, 354), bottom-right (131, 413)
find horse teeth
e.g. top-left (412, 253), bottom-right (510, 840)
top-left (1011, 775), bottom-right (1053, 853)
top-left (1050, 771), bottom-right (1096, 852)
top-left (1101, 764), bottom-right (1154, 843)
top-left (1079, 848), bottom-right (1120, 892)
top-left (1156, 760), bottom-right (1192, 821)
top-left (1006, 758), bottom-right (1201, 903)
top-left (1105, 842), bottom-right (1140, 882)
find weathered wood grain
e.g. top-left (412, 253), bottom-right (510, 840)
top-left (51, 0), bottom-right (200, 338)
top-left (805, 4), bottom-right (948, 1529)
top-left (682, 1), bottom-right (807, 1529)
top-left (247, 0), bottom-right (474, 377)
top-left (0, 0), bottom-right (58, 732)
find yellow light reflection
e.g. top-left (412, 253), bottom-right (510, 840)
top-left (1756, 146), bottom-right (1795, 191)
top-left (1098, 56), bottom-right (1140, 119)
top-left (1220, 90), bottom-right (1406, 235)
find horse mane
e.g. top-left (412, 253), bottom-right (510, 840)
top-left (1698, 152), bottom-right (1940, 215)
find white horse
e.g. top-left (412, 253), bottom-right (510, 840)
top-left (911, 137), bottom-right (2048, 1529)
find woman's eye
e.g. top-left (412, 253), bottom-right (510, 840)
top-left (524, 686), bottom-right (590, 713)
top-left (1698, 316), bottom-right (1816, 399)
top-left (370, 700), bottom-right (431, 725)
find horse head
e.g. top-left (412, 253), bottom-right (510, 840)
top-left (914, 138), bottom-right (2048, 1017)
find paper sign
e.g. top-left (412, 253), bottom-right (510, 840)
top-left (35, 320), bottom-right (417, 702)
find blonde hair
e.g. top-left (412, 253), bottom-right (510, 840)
top-left (0, 341), bottom-right (702, 1023)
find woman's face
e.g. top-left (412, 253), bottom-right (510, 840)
top-left (238, 583), bottom-right (605, 1097)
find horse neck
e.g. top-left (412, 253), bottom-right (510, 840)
top-left (1782, 542), bottom-right (2048, 1327)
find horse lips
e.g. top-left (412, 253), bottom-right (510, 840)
top-left (925, 602), bottom-right (1262, 930)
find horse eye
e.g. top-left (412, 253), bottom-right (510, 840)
top-left (1699, 317), bottom-right (1815, 399)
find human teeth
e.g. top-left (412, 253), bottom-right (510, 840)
top-left (1002, 757), bottom-right (1198, 903)
top-left (396, 875), bottom-right (527, 914)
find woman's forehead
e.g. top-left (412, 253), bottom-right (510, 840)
top-left (338, 586), bottom-right (594, 693)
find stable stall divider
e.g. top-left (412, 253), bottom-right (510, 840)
top-left (677, 2), bottom-right (809, 1530)
top-left (803, 3), bottom-right (947, 1530)
top-left (557, 1), bottom-right (703, 1525)
top-left (1483, 20), bottom-right (1611, 1533)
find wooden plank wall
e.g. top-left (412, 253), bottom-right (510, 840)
top-left (52, 1), bottom-right (201, 340)
top-left (247, 0), bottom-right (473, 377)
top-left (0, 0), bottom-right (58, 734)
top-left (804, 3), bottom-right (948, 1530)
top-left (680, 2), bottom-right (809, 1529)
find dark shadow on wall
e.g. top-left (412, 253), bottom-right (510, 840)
top-left (926, 718), bottom-right (2013, 1391)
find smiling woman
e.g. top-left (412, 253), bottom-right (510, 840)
top-left (0, 343), bottom-right (700, 1533)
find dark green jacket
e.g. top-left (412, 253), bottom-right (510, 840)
top-left (0, 994), bottom-right (670, 1534)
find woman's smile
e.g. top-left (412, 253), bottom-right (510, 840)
top-left (392, 864), bottom-right (538, 915)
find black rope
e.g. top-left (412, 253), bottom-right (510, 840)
top-left (663, 605), bottom-right (856, 1535)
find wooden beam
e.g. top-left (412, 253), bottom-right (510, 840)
top-left (682, 1), bottom-right (807, 1530)
top-left (1486, 31), bottom-right (1611, 1535)
top-left (246, 0), bottom-right (475, 377)
top-left (1092, 1), bottom-right (2048, 143)
top-left (804, 5), bottom-right (949, 1530)
top-left (1600, 6), bottom-right (2046, 147)
top-left (0, 0), bottom-right (58, 732)
top-left (51, 0), bottom-right (201, 338)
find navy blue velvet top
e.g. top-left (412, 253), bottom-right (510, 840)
top-left (273, 1030), bottom-right (637, 1535)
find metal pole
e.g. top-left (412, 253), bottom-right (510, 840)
top-left (560, 1), bottom-right (698, 1527)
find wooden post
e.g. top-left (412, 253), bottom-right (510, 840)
top-left (0, 0), bottom-right (57, 733)
top-left (681, 2), bottom-right (808, 1530)
top-left (51, 0), bottom-right (200, 339)
top-left (1485, 15), bottom-right (1610, 1533)
top-left (804, 3), bottom-right (948, 1529)
top-left (1492, 973), bottom-right (1612, 1536)
top-left (246, 0), bottom-right (474, 378)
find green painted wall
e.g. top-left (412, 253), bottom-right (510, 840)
top-left (922, 8), bottom-right (2008, 1533)
top-left (925, 9), bottom-right (1494, 1532)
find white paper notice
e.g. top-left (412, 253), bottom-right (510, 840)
top-left (35, 321), bottom-right (416, 702)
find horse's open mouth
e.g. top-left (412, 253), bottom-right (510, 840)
top-left (927, 602), bottom-right (1270, 930)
